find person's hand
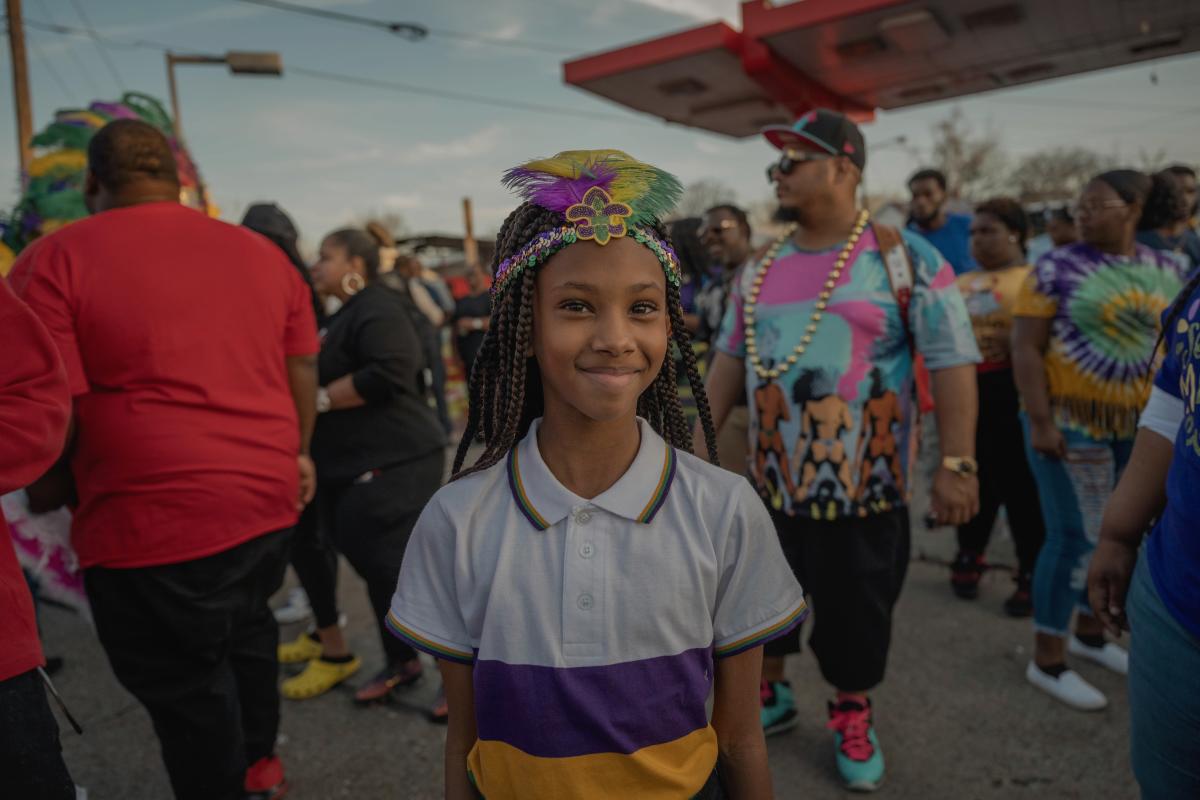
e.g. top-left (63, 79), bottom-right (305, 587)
top-left (1087, 538), bottom-right (1137, 637)
top-left (297, 454), bottom-right (317, 510)
top-left (1030, 419), bottom-right (1067, 459)
top-left (929, 468), bottom-right (979, 527)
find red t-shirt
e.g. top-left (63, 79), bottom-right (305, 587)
top-left (11, 202), bottom-right (319, 569)
top-left (0, 276), bottom-right (71, 680)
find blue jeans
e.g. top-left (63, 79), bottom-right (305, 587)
top-left (1128, 553), bottom-right (1200, 798)
top-left (1020, 417), bottom-right (1132, 636)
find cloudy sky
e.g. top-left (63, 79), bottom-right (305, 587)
top-left (3, 0), bottom-right (1199, 246)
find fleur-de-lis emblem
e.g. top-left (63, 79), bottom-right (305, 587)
top-left (564, 186), bottom-right (633, 246)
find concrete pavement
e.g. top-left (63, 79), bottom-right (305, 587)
top-left (41, 520), bottom-right (1137, 800)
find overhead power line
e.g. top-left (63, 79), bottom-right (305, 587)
top-left (66, 0), bottom-right (126, 90)
top-left (232, 0), bottom-right (578, 55)
top-left (33, 0), bottom-right (102, 96)
top-left (16, 17), bottom-right (639, 125)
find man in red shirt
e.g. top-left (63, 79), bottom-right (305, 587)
top-left (0, 276), bottom-right (75, 798)
top-left (12, 119), bottom-right (318, 800)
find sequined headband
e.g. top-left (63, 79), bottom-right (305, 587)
top-left (492, 149), bottom-right (683, 299)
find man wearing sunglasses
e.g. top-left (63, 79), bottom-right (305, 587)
top-left (701, 108), bottom-right (981, 792)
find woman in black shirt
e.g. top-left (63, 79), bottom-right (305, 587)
top-left (293, 228), bottom-right (446, 704)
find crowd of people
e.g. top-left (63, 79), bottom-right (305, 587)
top-left (1, 109), bottom-right (1198, 800)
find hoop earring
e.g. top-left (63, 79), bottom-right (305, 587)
top-left (341, 272), bottom-right (365, 296)
top-left (1008, 235), bottom-right (1018, 243)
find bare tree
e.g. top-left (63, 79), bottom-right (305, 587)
top-left (925, 107), bottom-right (1008, 201)
top-left (673, 179), bottom-right (737, 219)
top-left (1008, 147), bottom-right (1116, 204)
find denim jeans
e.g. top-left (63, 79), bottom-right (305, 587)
top-left (1020, 416), bottom-right (1132, 636)
top-left (1128, 553), bottom-right (1200, 798)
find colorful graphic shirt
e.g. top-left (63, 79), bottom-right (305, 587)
top-left (956, 265), bottom-right (1030, 372)
top-left (1147, 284), bottom-right (1200, 640)
top-left (1012, 242), bottom-right (1184, 439)
top-left (387, 419), bottom-right (807, 799)
top-left (715, 227), bottom-right (979, 520)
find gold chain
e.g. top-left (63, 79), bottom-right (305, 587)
top-left (745, 209), bottom-right (870, 380)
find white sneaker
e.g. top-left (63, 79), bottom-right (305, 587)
top-left (1025, 661), bottom-right (1108, 711)
top-left (1068, 637), bottom-right (1129, 675)
top-left (273, 587), bottom-right (313, 624)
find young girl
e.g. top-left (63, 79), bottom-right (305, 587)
top-left (387, 151), bottom-right (807, 799)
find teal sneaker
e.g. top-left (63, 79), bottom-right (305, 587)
top-left (760, 679), bottom-right (799, 736)
top-left (826, 698), bottom-right (884, 792)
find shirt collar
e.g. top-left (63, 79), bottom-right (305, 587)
top-left (507, 418), bottom-right (678, 531)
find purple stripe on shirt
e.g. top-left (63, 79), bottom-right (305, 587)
top-left (473, 646), bottom-right (713, 758)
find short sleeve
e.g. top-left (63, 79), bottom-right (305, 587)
top-left (387, 498), bottom-right (475, 664)
top-left (712, 481), bottom-right (808, 659)
top-left (903, 232), bottom-right (981, 371)
top-left (1012, 256), bottom-right (1059, 319)
top-left (12, 239), bottom-right (89, 396)
top-left (713, 265), bottom-right (749, 358)
top-left (283, 261), bottom-right (319, 357)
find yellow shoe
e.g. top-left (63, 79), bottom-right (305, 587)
top-left (281, 657), bottom-right (362, 700)
top-left (278, 632), bottom-right (324, 664)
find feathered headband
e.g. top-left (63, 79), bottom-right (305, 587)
top-left (492, 149), bottom-right (683, 297)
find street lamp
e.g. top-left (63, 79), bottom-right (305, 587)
top-left (165, 50), bottom-right (283, 141)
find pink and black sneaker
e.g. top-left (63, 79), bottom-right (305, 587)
top-left (827, 698), bottom-right (884, 792)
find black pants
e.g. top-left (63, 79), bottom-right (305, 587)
top-left (0, 668), bottom-right (75, 800)
top-left (85, 528), bottom-right (291, 800)
top-left (956, 369), bottom-right (1046, 575)
top-left (317, 449), bottom-right (445, 667)
top-left (289, 501), bottom-right (341, 629)
top-left (764, 508), bottom-right (910, 692)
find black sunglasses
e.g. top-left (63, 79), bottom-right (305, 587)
top-left (766, 151), bottom-right (834, 182)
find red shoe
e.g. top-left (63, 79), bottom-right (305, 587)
top-left (244, 755), bottom-right (288, 800)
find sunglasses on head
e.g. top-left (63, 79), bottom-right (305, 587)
top-left (766, 149), bottom-right (834, 182)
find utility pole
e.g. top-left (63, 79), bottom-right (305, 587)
top-left (6, 0), bottom-right (33, 185)
top-left (462, 197), bottom-right (478, 270)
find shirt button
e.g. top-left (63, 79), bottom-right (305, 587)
top-left (579, 542), bottom-right (595, 559)
top-left (575, 510), bottom-right (592, 525)
top-left (577, 593), bottom-right (594, 610)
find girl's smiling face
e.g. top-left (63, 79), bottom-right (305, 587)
top-left (533, 236), bottom-right (671, 425)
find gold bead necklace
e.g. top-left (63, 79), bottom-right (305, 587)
top-left (744, 209), bottom-right (870, 381)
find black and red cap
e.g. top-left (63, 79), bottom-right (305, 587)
top-left (762, 109), bottom-right (866, 171)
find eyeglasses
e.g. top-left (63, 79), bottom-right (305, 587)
top-left (699, 219), bottom-right (737, 238)
top-left (766, 150), bottom-right (833, 182)
top-left (1071, 199), bottom-right (1126, 216)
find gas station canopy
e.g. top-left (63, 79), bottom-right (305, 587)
top-left (563, 0), bottom-right (1200, 137)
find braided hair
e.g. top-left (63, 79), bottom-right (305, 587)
top-left (451, 202), bottom-right (720, 480)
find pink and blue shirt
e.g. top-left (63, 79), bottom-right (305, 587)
top-left (716, 227), bottom-right (979, 520)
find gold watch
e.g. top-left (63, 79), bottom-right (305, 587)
top-left (942, 456), bottom-right (978, 476)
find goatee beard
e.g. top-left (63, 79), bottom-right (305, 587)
top-left (774, 205), bottom-right (802, 223)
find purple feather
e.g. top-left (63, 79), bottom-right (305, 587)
top-left (503, 162), bottom-right (617, 213)
top-left (89, 102), bottom-right (138, 120)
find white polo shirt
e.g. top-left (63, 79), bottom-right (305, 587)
top-left (388, 418), bottom-right (806, 800)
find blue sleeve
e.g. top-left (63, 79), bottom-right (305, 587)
top-left (902, 230), bottom-right (981, 370)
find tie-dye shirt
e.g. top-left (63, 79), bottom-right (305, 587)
top-left (1012, 242), bottom-right (1184, 439)
top-left (715, 227), bottom-right (979, 520)
top-left (387, 418), bottom-right (807, 799)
